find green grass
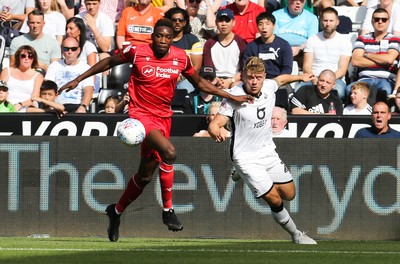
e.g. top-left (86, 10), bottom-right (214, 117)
top-left (0, 237), bottom-right (399, 264)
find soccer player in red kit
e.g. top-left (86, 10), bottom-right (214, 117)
top-left (60, 18), bottom-right (253, 242)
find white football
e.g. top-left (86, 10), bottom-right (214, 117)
top-left (117, 118), bottom-right (146, 146)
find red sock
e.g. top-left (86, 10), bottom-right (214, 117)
top-left (115, 174), bottom-right (144, 213)
top-left (159, 162), bottom-right (174, 209)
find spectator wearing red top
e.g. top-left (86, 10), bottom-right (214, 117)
top-left (207, 0), bottom-right (265, 43)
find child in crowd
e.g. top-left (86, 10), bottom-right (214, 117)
top-left (343, 82), bottom-right (372, 115)
top-left (193, 101), bottom-right (231, 137)
top-left (103, 96), bottom-right (119, 113)
top-left (27, 80), bottom-right (65, 116)
top-left (101, 93), bottom-right (129, 114)
top-left (0, 81), bottom-right (16, 113)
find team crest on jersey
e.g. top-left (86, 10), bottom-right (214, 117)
top-left (123, 45), bottom-right (132, 54)
top-left (173, 58), bottom-right (178, 66)
top-left (142, 65), bottom-right (155, 77)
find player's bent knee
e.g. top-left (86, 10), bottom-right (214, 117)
top-left (161, 146), bottom-right (177, 163)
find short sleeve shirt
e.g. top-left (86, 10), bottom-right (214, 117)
top-left (121, 44), bottom-right (196, 118)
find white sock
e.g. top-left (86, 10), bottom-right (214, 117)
top-left (271, 206), bottom-right (298, 236)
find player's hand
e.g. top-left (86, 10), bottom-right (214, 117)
top-left (214, 132), bottom-right (227, 143)
top-left (231, 94), bottom-right (254, 104)
top-left (58, 79), bottom-right (79, 94)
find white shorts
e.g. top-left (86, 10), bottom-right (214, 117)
top-left (233, 151), bottom-right (293, 198)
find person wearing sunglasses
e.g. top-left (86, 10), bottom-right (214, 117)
top-left (45, 37), bottom-right (94, 113)
top-left (0, 45), bottom-right (43, 112)
top-left (9, 10), bottom-right (61, 73)
top-left (165, 7), bottom-right (203, 93)
top-left (360, 0), bottom-right (400, 36)
top-left (349, 8), bottom-right (400, 104)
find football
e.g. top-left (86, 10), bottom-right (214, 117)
top-left (117, 118), bottom-right (146, 146)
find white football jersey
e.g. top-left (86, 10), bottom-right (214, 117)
top-left (219, 79), bottom-right (278, 161)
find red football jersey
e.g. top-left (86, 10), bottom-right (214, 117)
top-left (121, 44), bottom-right (195, 118)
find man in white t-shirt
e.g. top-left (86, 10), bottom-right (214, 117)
top-left (45, 37), bottom-right (94, 113)
top-left (76, 0), bottom-right (115, 58)
top-left (208, 56), bottom-right (317, 245)
top-left (297, 7), bottom-right (352, 101)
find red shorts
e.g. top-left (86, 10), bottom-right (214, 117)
top-left (134, 115), bottom-right (171, 162)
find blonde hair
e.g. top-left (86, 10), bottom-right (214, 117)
top-left (351, 82), bottom-right (370, 96)
top-left (243, 57), bottom-right (265, 74)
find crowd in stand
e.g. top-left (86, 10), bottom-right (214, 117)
top-left (1, 0), bottom-right (400, 124)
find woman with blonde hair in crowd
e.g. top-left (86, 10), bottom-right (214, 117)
top-left (19, 0), bottom-right (66, 45)
top-left (0, 45), bottom-right (43, 112)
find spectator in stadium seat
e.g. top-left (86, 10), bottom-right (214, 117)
top-left (272, 0), bottom-right (318, 65)
top-left (315, 0), bottom-right (352, 34)
top-left (290, 69), bottom-right (343, 115)
top-left (271, 106), bottom-right (296, 137)
top-left (360, 0), bottom-right (400, 36)
top-left (193, 101), bottom-right (231, 137)
top-left (1, 45), bottom-right (43, 112)
top-left (206, 0), bottom-right (265, 43)
top-left (391, 88), bottom-right (400, 115)
top-left (45, 37), bottom-right (94, 113)
top-left (57, 0), bottom-right (75, 20)
top-left (0, 0), bottom-right (35, 30)
top-left (343, 81), bottom-right (372, 115)
top-left (0, 81), bottom-right (16, 113)
top-left (183, 66), bottom-right (221, 114)
top-left (203, 8), bottom-right (246, 89)
top-left (297, 7), bottom-right (352, 101)
top-left (188, 0), bottom-right (219, 44)
top-left (116, 0), bottom-right (164, 49)
top-left (355, 101), bottom-right (400, 137)
top-left (243, 12), bottom-right (293, 92)
top-left (9, 10), bottom-right (62, 73)
top-left (79, 0), bottom-right (128, 22)
top-left (348, 8), bottom-right (400, 104)
top-left (76, 0), bottom-right (114, 58)
top-left (19, 0), bottom-right (67, 45)
top-left (26, 79), bottom-right (65, 115)
top-left (165, 7), bottom-right (203, 93)
top-left (66, 17), bottom-right (100, 92)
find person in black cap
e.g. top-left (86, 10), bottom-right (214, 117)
top-left (0, 81), bottom-right (16, 113)
top-left (183, 66), bottom-right (222, 114)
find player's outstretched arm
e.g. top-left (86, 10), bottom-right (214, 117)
top-left (208, 113), bottom-right (230, 143)
top-left (274, 73), bottom-right (315, 87)
top-left (187, 72), bottom-right (254, 104)
top-left (58, 55), bottom-right (126, 94)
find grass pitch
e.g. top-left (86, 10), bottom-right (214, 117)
top-left (0, 237), bottom-right (399, 264)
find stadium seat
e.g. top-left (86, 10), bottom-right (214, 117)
top-left (96, 88), bottom-right (126, 112)
top-left (171, 89), bottom-right (188, 114)
top-left (275, 89), bottom-right (289, 112)
top-left (332, 6), bottom-right (367, 32)
top-left (107, 63), bottom-right (132, 90)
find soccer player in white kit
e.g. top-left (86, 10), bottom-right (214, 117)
top-left (208, 57), bottom-right (317, 244)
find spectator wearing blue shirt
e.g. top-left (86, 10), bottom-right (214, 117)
top-left (243, 12), bottom-right (293, 80)
top-left (355, 101), bottom-right (400, 138)
top-left (272, 0), bottom-right (318, 62)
